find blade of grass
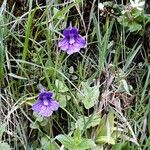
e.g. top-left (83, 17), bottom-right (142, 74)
top-left (0, 14), bottom-right (5, 83)
top-left (22, 0), bottom-right (35, 61)
top-left (123, 43), bottom-right (141, 72)
top-left (93, 15), bottom-right (114, 72)
top-left (141, 65), bottom-right (150, 101)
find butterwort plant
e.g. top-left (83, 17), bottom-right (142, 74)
top-left (32, 84), bottom-right (59, 117)
top-left (59, 23), bottom-right (86, 55)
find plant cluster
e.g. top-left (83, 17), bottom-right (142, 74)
top-left (0, 0), bottom-right (149, 150)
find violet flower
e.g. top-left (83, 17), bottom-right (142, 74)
top-left (58, 23), bottom-right (86, 55)
top-left (32, 87), bottom-right (59, 117)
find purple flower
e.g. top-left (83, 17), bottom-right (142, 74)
top-left (32, 89), bottom-right (59, 117)
top-left (58, 23), bottom-right (86, 55)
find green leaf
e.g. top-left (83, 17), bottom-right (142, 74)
top-left (145, 136), bottom-right (150, 148)
top-left (0, 142), bottom-right (11, 150)
top-left (75, 113), bottom-right (101, 130)
top-left (120, 79), bottom-right (131, 95)
top-left (96, 111), bottom-right (114, 137)
top-left (45, 59), bottom-right (55, 77)
top-left (93, 145), bottom-right (103, 150)
top-left (57, 93), bottom-right (71, 108)
top-left (53, 7), bottom-right (65, 20)
top-left (33, 112), bottom-right (44, 122)
top-left (96, 136), bottom-right (115, 145)
top-left (30, 121), bottom-right (39, 129)
top-left (112, 144), bottom-right (122, 150)
top-left (40, 136), bottom-right (59, 150)
top-left (77, 82), bottom-right (99, 109)
top-left (55, 79), bottom-right (69, 93)
top-left (53, 3), bottom-right (79, 20)
top-left (128, 22), bottom-right (142, 32)
top-left (40, 119), bottom-right (48, 127)
top-left (117, 16), bottom-right (129, 27)
top-left (56, 129), bottom-right (96, 150)
top-left (41, 136), bottom-right (50, 150)
top-left (73, 128), bottom-right (82, 143)
top-left (77, 138), bottom-right (96, 150)
top-left (131, 9), bottom-right (142, 18)
top-left (111, 128), bottom-right (122, 140)
top-left (117, 14), bottom-right (142, 32)
top-left (56, 134), bottom-right (74, 149)
top-left (95, 111), bottom-right (115, 145)
top-left (0, 123), bottom-right (6, 140)
top-left (112, 143), bottom-right (129, 150)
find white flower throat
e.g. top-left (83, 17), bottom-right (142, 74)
top-left (43, 99), bottom-right (49, 106)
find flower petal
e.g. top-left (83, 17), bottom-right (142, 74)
top-left (138, 1), bottom-right (145, 7)
top-left (39, 91), bottom-right (53, 100)
top-left (70, 27), bottom-right (78, 36)
top-left (46, 91), bottom-right (53, 99)
top-left (67, 44), bottom-right (80, 55)
top-left (63, 27), bottom-right (78, 37)
top-left (32, 101), bottom-right (43, 113)
top-left (75, 36), bottom-right (86, 48)
top-left (98, 3), bottom-right (104, 10)
top-left (63, 28), bottom-right (71, 36)
top-left (50, 100), bottom-right (59, 111)
top-left (59, 38), bottom-right (69, 51)
top-left (130, 0), bottom-right (134, 6)
top-left (39, 105), bottom-right (53, 117)
top-left (58, 37), bottom-right (68, 47)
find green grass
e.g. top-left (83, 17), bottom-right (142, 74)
top-left (0, 0), bottom-right (150, 150)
